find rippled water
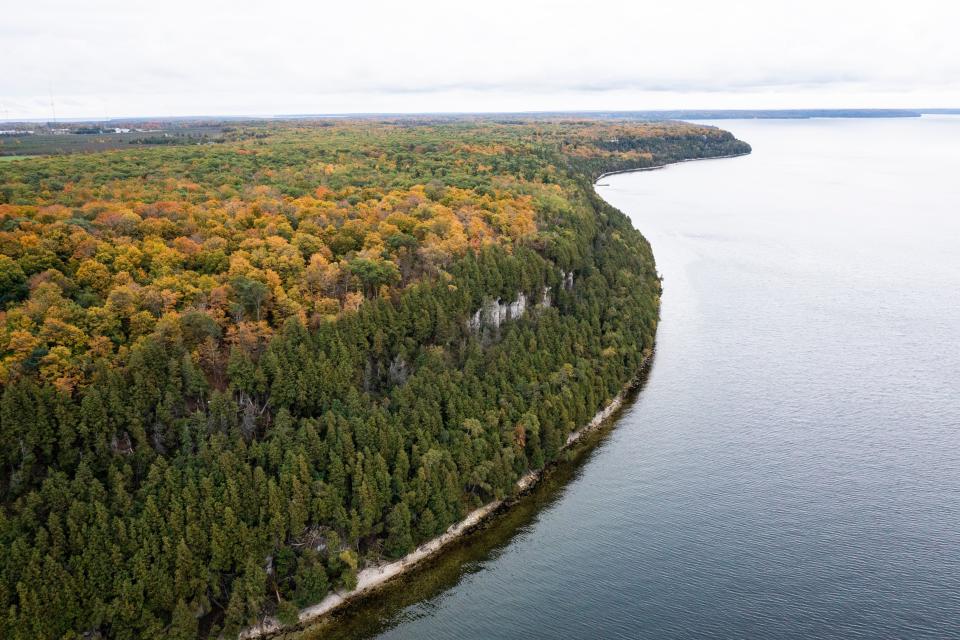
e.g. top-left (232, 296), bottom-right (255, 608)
top-left (305, 116), bottom-right (960, 639)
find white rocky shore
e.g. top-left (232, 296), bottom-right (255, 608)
top-left (238, 366), bottom-right (643, 639)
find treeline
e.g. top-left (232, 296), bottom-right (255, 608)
top-left (564, 126), bottom-right (750, 177)
top-left (0, 119), bottom-right (746, 638)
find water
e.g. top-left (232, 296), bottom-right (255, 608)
top-left (306, 116), bottom-right (960, 639)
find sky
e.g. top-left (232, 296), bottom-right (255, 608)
top-left (3, 0), bottom-right (959, 119)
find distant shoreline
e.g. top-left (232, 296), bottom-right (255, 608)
top-left (5, 108), bottom-right (958, 126)
top-left (594, 151), bottom-right (751, 182)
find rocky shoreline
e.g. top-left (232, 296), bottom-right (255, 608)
top-left (238, 356), bottom-right (650, 639)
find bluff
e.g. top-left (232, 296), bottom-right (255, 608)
top-left (0, 118), bottom-right (749, 638)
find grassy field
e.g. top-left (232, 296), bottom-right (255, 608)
top-left (0, 155), bottom-right (32, 162)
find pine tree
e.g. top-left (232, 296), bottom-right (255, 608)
top-left (169, 599), bottom-right (198, 640)
top-left (384, 502), bottom-right (413, 558)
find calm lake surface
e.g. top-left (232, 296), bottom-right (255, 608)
top-left (314, 117), bottom-right (960, 639)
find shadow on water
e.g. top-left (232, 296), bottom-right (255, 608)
top-left (282, 362), bottom-right (654, 640)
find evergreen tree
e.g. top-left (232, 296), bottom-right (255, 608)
top-left (385, 502), bottom-right (413, 558)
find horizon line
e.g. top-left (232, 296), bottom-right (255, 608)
top-left (3, 107), bottom-right (960, 124)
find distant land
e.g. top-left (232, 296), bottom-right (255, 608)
top-left (222, 108), bottom-right (960, 120)
top-left (325, 108), bottom-right (957, 120)
top-left (3, 108), bottom-right (960, 126)
top-left (2, 109), bottom-right (958, 158)
top-left (552, 108), bottom-right (960, 119)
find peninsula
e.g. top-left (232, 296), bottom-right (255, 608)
top-left (0, 118), bottom-right (749, 638)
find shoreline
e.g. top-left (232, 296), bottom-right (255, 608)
top-left (593, 151), bottom-right (750, 182)
top-left (239, 358), bottom-right (649, 640)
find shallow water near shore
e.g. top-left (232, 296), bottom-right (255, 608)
top-left (298, 116), bottom-right (960, 639)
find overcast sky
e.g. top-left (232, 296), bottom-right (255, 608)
top-left (3, 0), bottom-right (959, 119)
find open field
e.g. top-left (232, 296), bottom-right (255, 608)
top-left (0, 124), bottom-right (226, 156)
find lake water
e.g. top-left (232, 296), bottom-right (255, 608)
top-left (309, 116), bottom-right (960, 639)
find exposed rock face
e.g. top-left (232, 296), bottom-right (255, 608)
top-left (388, 356), bottom-right (409, 385)
top-left (468, 293), bottom-right (523, 332)
top-left (507, 292), bottom-right (527, 321)
top-left (468, 287), bottom-right (552, 334)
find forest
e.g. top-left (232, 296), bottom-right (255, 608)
top-left (0, 117), bottom-right (749, 638)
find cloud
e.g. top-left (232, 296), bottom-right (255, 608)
top-left (2, 0), bottom-right (958, 118)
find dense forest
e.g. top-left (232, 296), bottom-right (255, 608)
top-left (0, 118), bottom-right (749, 638)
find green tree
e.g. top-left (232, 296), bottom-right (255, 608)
top-left (0, 255), bottom-right (27, 307)
top-left (385, 502), bottom-right (413, 558)
top-left (169, 599), bottom-right (198, 640)
top-left (293, 551), bottom-right (330, 608)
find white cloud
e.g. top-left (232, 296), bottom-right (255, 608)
top-left (2, 0), bottom-right (959, 118)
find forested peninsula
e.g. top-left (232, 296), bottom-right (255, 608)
top-left (0, 119), bottom-right (749, 639)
